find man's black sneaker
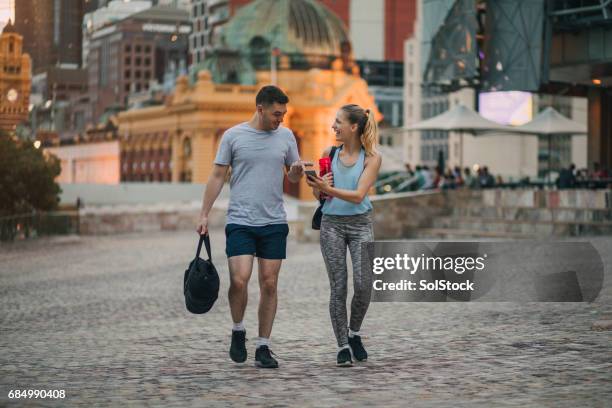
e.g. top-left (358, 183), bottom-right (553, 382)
top-left (255, 345), bottom-right (278, 368)
top-left (336, 347), bottom-right (353, 367)
top-left (348, 335), bottom-right (368, 361)
top-left (229, 330), bottom-right (247, 363)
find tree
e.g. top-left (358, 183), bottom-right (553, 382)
top-left (0, 132), bottom-right (61, 217)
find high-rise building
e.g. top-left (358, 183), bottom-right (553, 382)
top-left (14, 0), bottom-right (85, 73)
top-left (82, 0), bottom-right (152, 66)
top-left (87, 4), bottom-right (190, 121)
top-left (0, 21), bottom-right (31, 133)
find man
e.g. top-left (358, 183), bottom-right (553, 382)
top-left (196, 85), bottom-right (309, 369)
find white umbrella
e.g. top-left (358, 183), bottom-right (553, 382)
top-left (377, 145), bottom-right (407, 173)
top-left (513, 107), bottom-right (587, 135)
top-left (514, 107), bottom-right (587, 182)
top-left (405, 104), bottom-right (510, 132)
top-left (404, 104), bottom-right (510, 167)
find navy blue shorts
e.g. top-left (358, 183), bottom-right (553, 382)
top-left (225, 223), bottom-right (289, 259)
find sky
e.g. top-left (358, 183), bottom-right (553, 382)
top-left (0, 0), bottom-right (14, 31)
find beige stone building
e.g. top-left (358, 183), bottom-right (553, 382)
top-left (117, 65), bottom-right (379, 199)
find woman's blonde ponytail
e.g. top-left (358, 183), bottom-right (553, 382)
top-left (340, 104), bottom-right (379, 156)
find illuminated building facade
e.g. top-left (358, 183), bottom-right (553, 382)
top-left (118, 0), bottom-right (380, 199)
top-left (0, 21), bottom-right (31, 133)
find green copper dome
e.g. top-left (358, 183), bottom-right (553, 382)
top-left (222, 0), bottom-right (351, 58)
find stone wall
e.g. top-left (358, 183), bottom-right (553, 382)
top-left (78, 205), bottom-right (227, 235)
top-left (295, 189), bottom-right (612, 241)
top-left (78, 188), bottom-right (612, 238)
top-left (295, 190), bottom-right (450, 242)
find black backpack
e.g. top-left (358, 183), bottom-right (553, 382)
top-left (184, 234), bottom-right (219, 314)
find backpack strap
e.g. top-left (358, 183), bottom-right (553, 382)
top-left (318, 145), bottom-right (340, 204)
top-left (329, 145), bottom-right (338, 160)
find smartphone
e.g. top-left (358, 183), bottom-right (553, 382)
top-left (305, 170), bottom-right (317, 179)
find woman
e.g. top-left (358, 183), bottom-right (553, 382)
top-left (306, 104), bottom-right (382, 367)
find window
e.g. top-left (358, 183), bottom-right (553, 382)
top-left (135, 70), bottom-right (141, 79)
top-left (135, 57), bottom-right (141, 66)
top-left (135, 45), bottom-right (141, 53)
top-left (145, 45), bottom-right (151, 53)
top-left (125, 69), bottom-right (130, 78)
top-left (144, 58), bottom-right (150, 66)
top-left (125, 44), bottom-right (131, 52)
top-left (144, 71), bottom-right (150, 79)
top-left (125, 57), bottom-right (131, 65)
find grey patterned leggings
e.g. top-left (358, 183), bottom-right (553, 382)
top-left (320, 211), bottom-right (374, 347)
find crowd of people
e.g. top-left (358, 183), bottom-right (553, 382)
top-left (394, 161), bottom-right (611, 192)
top-left (401, 164), bottom-right (500, 190)
top-left (556, 162), bottom-right (610, 189)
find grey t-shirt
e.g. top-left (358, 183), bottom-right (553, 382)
top-left (214, 122), bottom-right (300, 226)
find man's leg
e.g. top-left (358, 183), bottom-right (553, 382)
top-left (228, 255), bottom-right (254, 324)
top-left (227, 254), bottom-right (254, 364)
top-left (251, 224), bottom-right (287, 368)
top-left (257, 258), bottom-right (282, 338)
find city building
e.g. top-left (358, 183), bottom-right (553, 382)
top-left (46, 139), bottom-right (121, 184)
top-left (14, 0), bottom-right (84, 73)
top-left (0, 21), bottom-right (31, 133)
top-left (86, 4), bottom-right (190, 123)
top-left (118, 0), bottom-right (380, 199)
top-left (82, 0), bottom-right (153, 66)
top-left (401, 0), bottom-right (599, 181)
top-left (189, 0), bottom-right (415, 133)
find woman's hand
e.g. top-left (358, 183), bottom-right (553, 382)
top-left (306, 172), bottom-right (333, 193)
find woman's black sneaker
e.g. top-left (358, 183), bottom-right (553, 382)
top-left (255, 345), bottom-right (278, 368)
top-left (229, 330), bottom-right (247, 363)
top-left (336, 347), bottom-right (353, 367)
top-left (348, 335), bottom-right (368, 361)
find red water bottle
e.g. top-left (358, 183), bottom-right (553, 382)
top-left (319, 157), bottom-right (332, 200)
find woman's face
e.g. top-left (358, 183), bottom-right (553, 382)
top-left (332, 110), bottom-right (356, 142)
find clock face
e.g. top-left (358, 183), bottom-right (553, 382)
top-left (7, 88), bottom-right (18, 103)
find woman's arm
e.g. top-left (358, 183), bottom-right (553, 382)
top-left (310, 146), bottom-right (333, 199)
top-left (307, 153), bottom-right (382, 204)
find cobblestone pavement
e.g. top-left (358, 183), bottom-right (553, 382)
top-left (1, 231), bottom-right (611, 407)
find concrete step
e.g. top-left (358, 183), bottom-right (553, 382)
top-left (450, 206), bottom-right (612, 223)
top-left (409, 228), bottom-right (535, 240)
top-left (431, 216), bottom-right (612, 235)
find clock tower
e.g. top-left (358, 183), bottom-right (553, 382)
top-left (0, 20), bottom-right (31, 133)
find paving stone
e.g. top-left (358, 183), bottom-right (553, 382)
top-left (0, 231), bottom-right (611, 407)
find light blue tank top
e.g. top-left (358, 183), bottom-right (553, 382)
top-left (322, 146), bottom-right (373, 215)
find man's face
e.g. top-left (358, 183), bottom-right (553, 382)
top-left (258, 102), bottom-right (287, 130)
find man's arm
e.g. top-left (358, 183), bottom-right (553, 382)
top-left (196, 164), bottom-right (229, 235)
top-left (286, 160), bottom-right (313, 183)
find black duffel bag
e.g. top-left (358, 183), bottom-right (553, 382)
top-left (184, 233), bottom-right (219, 314)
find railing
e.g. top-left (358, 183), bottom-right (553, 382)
top-left (374, 173), bottom-right (612, 195)
top-left (0, 211), bottom-right (79, 242)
